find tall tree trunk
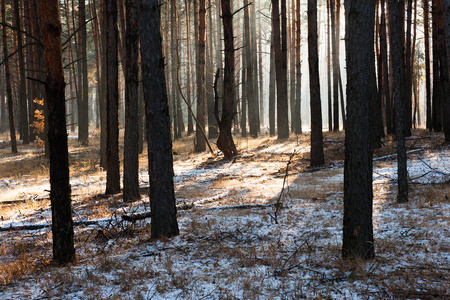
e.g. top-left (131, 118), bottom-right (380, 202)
top-left (241, 17), bottom-right (247, 137)
top-left (389, 0), bottom-right (408, 203)
top-left (185, 0), bottom-right (194, 135)
top-left (139, 0), bottom-right (179, 239)
top-left (244, 0), bottom-right (256, 138)
top-left (217, 0), bottom-right (237, 158)
top-left (424, 0), bottom-right (431, 130)
top-left (123, 0), bottom-right (140, 202)
top-left (39, 0), bottom-right (75, 264)
top-left (100, 0), bottom-right (108, 169)
top-left (207, 0), bottom-right (217, 139)
top-left (381, 0), bottom-right (393, 134)
top-left (404, 0), bottom-right (413, 136)
top-left (14, 0), bottom-right (29, 144)
top-left (308, 0), bottom-right (324, 166)
top-left (2, 0), bottom-right (17, 153)
top-left (294, 0), bottom-right (302, 134)
top-left (90, 0), bottom-right (102, 130)
top-left (343, 0), bottom-right (375, 260)
top-left (78, 0), bottom-right (89, 145)
top-left (195, 0), bottom-right (207, 152)
top-left (269, 24), bottom-right (276, 137)
top-left (327, 0), bottom-right (332, 131)
top-left (170, 0), bottom-right (180, 139)
top-left (331, 0), bottom-right (339, 131)
top-left (105, 0), bottom-right (120, 194)
top-left (250, 0), bottom-right (259, 136)
top-left (258, 0), bottom-right (264, 129)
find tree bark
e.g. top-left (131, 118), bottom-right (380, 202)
top-left (294, 0), bottom-right (302, 134)
top-left (185, 0), bottom-right (194, 135)
top-left (105, 0), bottom-right (120, 194)
top-left (389, 0), bottom-right (408, 203)
top-left (78, 0), bottom-right (89, 145)
top-left (2, 0), bottom-right (17, 153)
top-left (308, 0), bottom-right (324, 166)
top-left (269, 22), bottom-right (276, 137)
top-left (343, 0), bottom-right (375, 260)
top-left (216, 0), bottom-right (237, 158)
top-left (123, 0), bottom-right (140, 202)
top-left (139, 0), bottom-right (179, 239)
top-left (195, 0), bottom-right (207, 152)
top-left (39, 0), bottom-right (75, 264)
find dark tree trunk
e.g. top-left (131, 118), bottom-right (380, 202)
top-left (381, 0), bottom-right (393, 134)
top-left (100, 0), bottom-right (108, 169)
top-left (294, 0), bottom-right (302, 134)
top-left (258, 0), bottom-right (264, 129)
top-left (244, 0), bottom-right (257, 138)
top-left (2, 0), bottom-right (17, 153)
top-left (331, 0), bottom-right (339, 131)
top-left (216, 0), bottom-right (237, 158)
top-left (39, 0), bottom-right (75, 264)
top-left (404, 0), bottom-right (413, 136)
top-left (105, 0), bottom-right (120, 194)
top-left (185, 0), bottom-right (194, 136)
top-left (327, 0), bottom-right (333, 131)
top-left (207, 0), bottom-right (217, 139)
top-left (78, 0), bottom-right (89, 145)
top-left (195, 0), bottom-right (207, 152)
top-left (389, 0), bottom-right (408, 203)
top-left (139, 0), bottom-right (179, 239)
top-left (123, 0), bottom-right (140, 202)
top-left (308, 0), bottom-right (324, 167)
top-left (241, 35), bottom-right (247, 137)
top-left (373, 0), bottom-right (384, 149)
top-left (343, 0), bottom-right (375, 260)
top-left (14, 0), bottom-right (29, 144)
top-left (424, 0), bottom-right (432, 130)
top-left (250, 1), bottom-right (260, 136)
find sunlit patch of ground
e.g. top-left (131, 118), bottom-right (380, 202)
top-left (0, 129), bottom-right (449, 299)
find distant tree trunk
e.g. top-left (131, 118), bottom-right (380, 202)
top-left (244, 0), bottom-right (256, 138)
top-left (389, 0), bottom-right (408, 203)
top-left (294, 0), bottom-right (302, 134)
top-left (381, 0), bottom-right (393, 134)
top-left (105, 0), bottom-right (120, 194)
top-left (250, 1), bottom-right (260, 136)
top-left (269, 26), bottom-right (276, 137)
top-left (308, 0), bottom-right (324, 166)
top-left (185, 0), bottom-right (194, 135)
top-left (14, 0), bottom-right (29, 144)
top-left (241, 34), bottom-right (248, 137)
top-left (195, 0), bottom-right (207, 152)
top-left (39, 0), bottom-right (75, 264)
top-left (2, 0), bottom-right (17, 153)
top-left (139, 0), bottom-right (179, 239)
top-left (330, 0), bottom-right (339, 131)
top-left (343, 0), bottom-right (375, 260)
top-left (217, 0), bottom-right (237, 158)
top-left (78, 0), bottom-right (89, 145)
top-left (423, 0), bottom-right (432, 130)
top-left (123, 0), bottom-right (140, 202)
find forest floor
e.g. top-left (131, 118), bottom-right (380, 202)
top-left (0, 129), bottom-right (449, 299)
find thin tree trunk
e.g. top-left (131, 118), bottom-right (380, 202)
top-left (79, 0), bottom-right (89, 145)
top-left (39, 0), bottom-right (75, 264)
top-left (14, 0), bottom-right (29, 144)
top-left (405, 0), bottom-right (413, 136)
top-left (424, 0), bottom-right (431, 130)
top-left (331, 0), bottom-right (339, 131)
top-left (308, 0), bottom-right (324, 166)
top-left (294, 0), bottom-right (302, 134)
top-left (185, 0), bottom-right (194, 135)
top-left (195, 0), bottom-right (207, 152)
top-left (381, 0), bottom-right (393, 134)
top-left (207, 0), bottom-right (217, 139)
top-left (327, 0), bottom-right (332, 131)
top-left (139, 0), bottom-right (179, 239)
top-left (2, 0), bottom-right (17, 153)
top-left (269, 23), bottom-right (276, 137)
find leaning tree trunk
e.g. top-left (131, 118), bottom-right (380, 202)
top-left (308, 0), bottom-right (324, 167)
top-left (39, 0), bottom-right (75, 265)
top-left (216, 0), bottom-right (237, 159)
top-left (139, 0), bottom-right (179, 239)
top-left (2, 0), bottom-right (17, 153)
top-left (343, 0), bottom-right (376, 260)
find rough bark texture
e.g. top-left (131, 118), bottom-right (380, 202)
top-left (105, 0), bottom-right (120, 194)
top-left (343, 0), bottom-right (375, 260)
top-left (243, 0), bottom-right (256, 138)
top-left (2, 0), bottom-right (17, 153)
top-left (39, 0), bottom-right (75, 264)
top-left (389, 0), bottom-right (408, 203)
top-left (330, 0), bottom-right (339, 131)
top-left (308, 0), bottom-right (324, 167)
top-left (278, 0), bottom-right (289, 139)
top-left (195, 0), bottom-right (207, 152)
top-left (216, 0), bottom-right (237, 159)
top-left (424, 0), bottom-right (431, 130)
top-left (294, 0), bottom-right (302, 134)
top-left (123, 0), bottom-right (140, 202)
top-left (381, 0), bottom-right (393, 135)
top-left (432, 0), bottom-right (444, 131)
top-left (139, 0), bottom-right (179, 239)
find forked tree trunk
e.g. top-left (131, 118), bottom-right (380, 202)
top-left (38, 0), bottom-right (75, 264)
top-left (216, 0), bottom-right (237, 158)
top-left (139, 0), bottom-right (179, 239)
top-left (308, 0), bottom-right (324, 166)
top-left (343, 0), bottom-right (375, 260)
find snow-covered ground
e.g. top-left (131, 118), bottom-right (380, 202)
top-left (0, 138), bottom-right (449, 299)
